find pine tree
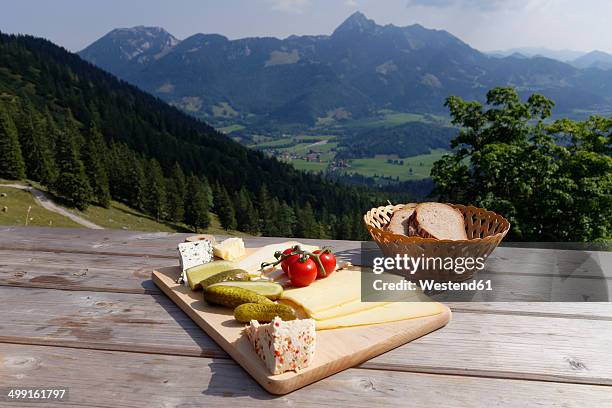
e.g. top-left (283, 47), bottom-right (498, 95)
top-left (351, 212), bottom-right (368, 240)
top-left (277, 201), bottom-right (296, 237)
top-left (127, 155), bottom-right (146, 210)
top-left (295, 202), bottom-right (320, 238)
top-left (0, 105), bottom-right (26, 180)
top-left (215, 185), bottom-right (237, 230)
top-left (82, 124), bottom-right (111, 207)
top-left (335, 214), bottom-right (352, 240)
top-left (201, 176), bottom-right (213, 209)
top-left (166, 163), bottom-right (186, 222)
top-left (53, 128), bottom-right (92, 210)
top-left (32, 113), bottom-right (57, 184)
top-left (143, 158), bottom-right (167, 220)
top-left (14, 100), bottom-right (54, 183)
top-left (262, 197), bottom-right (281, 236)
top-left (184, 175), bottom-right (210, 232)
top-left (235, 186), bottom-right (259, 234)
top-left (211, 181), bottom-right (222, 212)
top-left (256, 184), bottom-right (273, 234)
top-left (107, 144), bottom-right (146, 210)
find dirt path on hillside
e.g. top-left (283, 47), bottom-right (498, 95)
top-left (306, 140), bottom-right (328, 148)
top-left (1, 184), bottom-right (104, 229)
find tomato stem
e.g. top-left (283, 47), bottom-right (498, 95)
top-left (259, 245), bottom-right (334, 277)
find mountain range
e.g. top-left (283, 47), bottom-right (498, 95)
top-left (488, 47), bottom-right (612, 70)
top-left (79, 12), bottom-right (612, 127)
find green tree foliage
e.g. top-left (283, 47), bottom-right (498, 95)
top-left (107, 143), bottom-right (146, 210)
top-left (82, 124), bottom-right (111, 207)
top-left (201, 176), bottom-right (213, 209)
top-left (261, 197), bottom-right (283, 236)
top-left (0, 104), bottom-right (26, 180)
top-left (14, 101), bottom-right (55, 183)
top-left (277, 201), bottom-right (296, 237)
top-left (294, 202), bottom-right (320, 238)
top-left (432, 87), bottom-right (611, 241)
top-left (144, 158), bottom-right (167, 220)
top-left (184, 175), bottom-right (211, 231)
top-left (165, 163), bottom-right (186, 222)
top-left (215, 185), bottom-right (237, 231)
top-left (53, 128), bottom-right (92, 210)
top-left (256, 184), bottom-right (273, 234)
top-left (235, 186), bottom-right (259, 234)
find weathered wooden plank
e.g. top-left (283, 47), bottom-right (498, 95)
top-left (366, 312), bottom-right (612, 386)
top-left (0, 249), bottom-right (176, 294)
top-left (485, 246), bottom-right (611, 278)
top-left (0, 226), bottom-right (188, 258)
top-left (0, 286), bottom-right (225, 358)
top-left (2, 226), bottom-right (609, 278)
top-left (1, 344), bottom-right (611, 408)
top-left (0, 226), bottom-right (360, 259)
top-left (3, 250), bottom-right (611, 316)
top-left (448, 302), bottom-right (612, 320)
top-left (2, 286), bottom-right (612, 385)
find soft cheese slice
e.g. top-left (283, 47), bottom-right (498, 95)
top-left (246, 317), bottom-right (316, 375)
top-left (213, 237), bottom-right (246, 261)
top-left (281, 268), bottom-right (362, 316)
top-left (236, 241), bottom-right (319, 276)
top-left (315, 301), bottom-right (445, 330)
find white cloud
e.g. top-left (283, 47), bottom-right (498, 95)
top-left (268, 0), bottom-right (312, 14)
top-left (405, 0), bottom-right (534, 12)
top-left (344, 0), bottom-right (358, 7)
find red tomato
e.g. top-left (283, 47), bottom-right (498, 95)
top-left (281, 247), bottom-right (300, 274)
top-left (288, 257), bottom-right (317, 287)
top-left (313, 250), bottom-right (337, 278)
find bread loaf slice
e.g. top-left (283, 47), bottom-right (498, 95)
top-left (414, 202), bottom-right (467, 240)
top-left (386, 203), bottom-right (417, 235)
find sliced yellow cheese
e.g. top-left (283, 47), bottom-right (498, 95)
top-left (310, 283), bottom-right (432, 320)
top-left (282, 267), bottom-right (437, 322)
top-left (281, 268), bottom-right (362, 316)
top-left (312, 299), bottom-right (388, 320)
top-left (236, 241), bottom-right (319, 275)
top-left (315, 301), bottom-right (445, 330)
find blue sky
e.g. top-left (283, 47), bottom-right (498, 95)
top-left (2, 0), bottom-right (611, 53)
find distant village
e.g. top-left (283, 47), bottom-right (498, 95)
top-left (265, 148), bottom-right (350, 172)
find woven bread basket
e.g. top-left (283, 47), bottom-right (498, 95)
top-left (364, 203), bottom-right (510, 282)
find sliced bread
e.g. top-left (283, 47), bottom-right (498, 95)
top-left (414, 202), bottom-right (467, 240)
top-left (386, 203), bottom-right (417, 235)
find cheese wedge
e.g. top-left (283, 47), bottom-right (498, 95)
top-left (281, 268), bottom-right (362, 316)
top-left (236, 241), bottom-right (318, 275)
top-left (315, 301), bottom-right (445, 330)
top-left (213, 237), bottom-right (245, 261)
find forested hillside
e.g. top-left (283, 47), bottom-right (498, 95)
top-left (0, 32), bottom-right (381, 239)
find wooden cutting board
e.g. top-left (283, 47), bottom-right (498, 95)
top-left (152, 266), bottom-right (451, 394)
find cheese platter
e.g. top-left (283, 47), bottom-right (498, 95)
top-left (152, 237), bottom-right (451, 394)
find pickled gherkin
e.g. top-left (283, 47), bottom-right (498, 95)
top-left (204, 285), bottom-right (273, 308)
top-left (198, 269), bottom-right (250, 289)
top-left (233, 303), bottom-right (297, 323)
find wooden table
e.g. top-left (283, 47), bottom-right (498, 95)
top-left (1, 226), bottom-right (611, 407)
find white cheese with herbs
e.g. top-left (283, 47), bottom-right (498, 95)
top-left (177, 240), bottom-right (213, 284)
top-left (246, 317), bottom-right (316, 375)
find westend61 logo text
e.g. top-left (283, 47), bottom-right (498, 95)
top-left (372, 254), bottom-right (486, 275)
